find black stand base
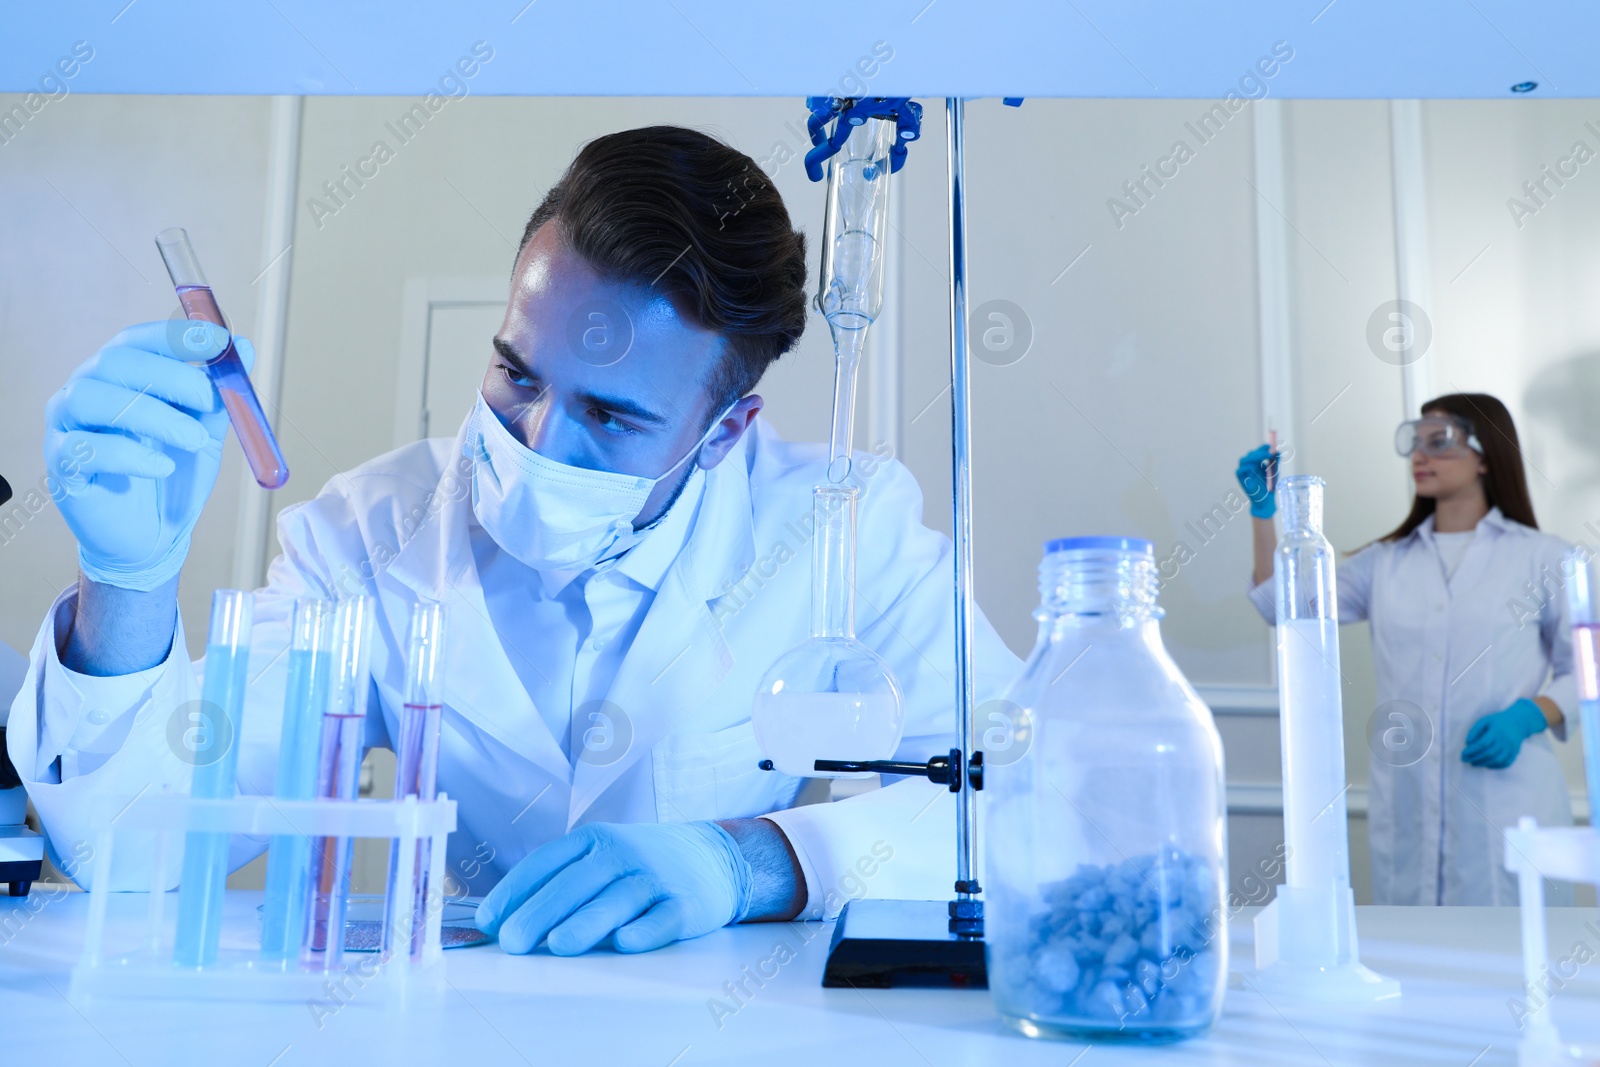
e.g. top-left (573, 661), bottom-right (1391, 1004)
top-left (822, 899), bottom-right (987, 988)
top-left (0, 860), bottom-right (43, 898)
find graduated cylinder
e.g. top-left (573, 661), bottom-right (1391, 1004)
top-left (1273, 475), bottom-right (1349, 891)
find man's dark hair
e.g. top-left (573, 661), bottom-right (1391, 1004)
top-left (518, 126), bottom-right (809, 417)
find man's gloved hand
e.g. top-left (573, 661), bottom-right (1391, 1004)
top-left (44, 321), bottom-right (247, 591)
top-left (475, 821), bottom-right (754, 956)
top-left (1235, 444), bottom-right (1278, 519)
top-left (1461, 698), bottom-right (1548, 769)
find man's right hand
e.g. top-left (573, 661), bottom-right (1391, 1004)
top-left (46, 321), bottom-right (249, 592)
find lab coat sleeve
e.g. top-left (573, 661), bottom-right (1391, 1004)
top-left (6, 587), bottom-right (204, 889)
top-left (762, 453), bottom-right (1022, 919)
top-left (8, 493), bottom-right (361, 891)
top-left (1336, 543), bottom-right (1376, 624)
top-left (1246, 574), bottom-right (1274, 623)
top-left (1245, 542), bottom-right (1376, 625)
top-left (32, 595), bottom-right (170, 783)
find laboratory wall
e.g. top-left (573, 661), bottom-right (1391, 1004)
top-left (3, 90), bottom-right (1598, 902)
top-left (0, 95), bottom-right (271, 678)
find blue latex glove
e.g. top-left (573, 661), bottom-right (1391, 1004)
top-left (1461, 698), bottom-right (1548, 769)
top-left (44, 321), bottom-right (248, 591)
top-left (1235, 444), bottom-right (1278, 519)
top-left (476, 821), bottom-right (754, 956)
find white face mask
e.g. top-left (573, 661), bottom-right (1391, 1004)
top-left (465, 391), bottom-right (731, 573)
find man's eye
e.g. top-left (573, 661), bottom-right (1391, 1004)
top-left (500, 363), bottom-right (535, 388)
top-left (591, 409), bottom-right (638, 436)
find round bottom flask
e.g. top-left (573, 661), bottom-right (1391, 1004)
top-left (752, 485), bottom-right (904, 778)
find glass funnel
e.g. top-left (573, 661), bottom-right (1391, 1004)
top-left (753, 485), bottom-right (904, 777)
top-left (816, 116), bottom-right (895, 483)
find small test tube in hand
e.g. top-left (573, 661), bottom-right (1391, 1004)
top-left (155, 227), bottom-right (289, 490)
top-left (384, 601), bottom-right (447, 962)
top-left (302, 595), bottom-right (374, 971)
top-left (172, 590), bottom-right (255, 968)
top-left (260, 597), bottom-right (334, 962)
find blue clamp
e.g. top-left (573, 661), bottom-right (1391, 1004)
top-left (803, 96), bottom-right (924, 182)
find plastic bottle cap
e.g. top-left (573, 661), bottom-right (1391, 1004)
top-left (1043, 536), bottom-right (1154, 556)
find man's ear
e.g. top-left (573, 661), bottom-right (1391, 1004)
top-left (697, 394), bottom-right (763, 471)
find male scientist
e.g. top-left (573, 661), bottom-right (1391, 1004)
top-left (11, 125), bottom-right (1018, 955)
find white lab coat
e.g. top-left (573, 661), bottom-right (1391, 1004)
top-left (7, 417), bottom-right (1020, 919)
top-left (1250, 508), bottom-right (1575, 905)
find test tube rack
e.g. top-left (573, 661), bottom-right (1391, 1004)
top-left (70, 791), bottom-right (455, 1004)
top-left (1503, 819), bottom-right (1600, 1066)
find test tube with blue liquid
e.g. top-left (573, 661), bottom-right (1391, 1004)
top-left (383, 601), bottom-right (446, 962)
top-left (1563, 550), bottom-right (1600, 825)
top-left (155, 227), bottom-right (289, 490)
top-left (259, 597), bottom-right (334, 962)
top-left (172, 589), bottom-right (254, 968)
top-left (302, 595), bottom-right (374, 971)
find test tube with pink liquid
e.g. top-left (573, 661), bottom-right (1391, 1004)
top-left (155, 227), bottom-right (289, 489)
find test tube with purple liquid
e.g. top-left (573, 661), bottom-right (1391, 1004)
top-left (384, 601), bottom-right (446, 962)
top-left (1563, 550), bottom-right (1600, 825)
top-left (155, 227), bottom-right (289, 489)
top-left (302, 595), bottom-right (374, 971)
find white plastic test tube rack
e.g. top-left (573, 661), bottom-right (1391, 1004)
top-left (1502, 819), bottom-right (1600, 1067)
top-left (70, 790), bottom-right (455, 1004)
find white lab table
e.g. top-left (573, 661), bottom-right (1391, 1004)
top-left (1, 891), bottom-right (1597, 1066)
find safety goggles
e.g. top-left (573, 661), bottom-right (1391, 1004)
top-left (1395, 416), bottom-right (1483, 458)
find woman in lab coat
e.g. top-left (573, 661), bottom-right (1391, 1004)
top-left (1237, 393), bottom-right (1575, 906)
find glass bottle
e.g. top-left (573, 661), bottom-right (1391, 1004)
top-left (752, 485), bottom-right (904, 777)
top-left (986, 537), bottom-right (1227, 1042)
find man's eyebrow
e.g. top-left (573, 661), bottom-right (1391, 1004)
top-left (492, 337), bottom-right (534, 378)
top-left (494, 335), bottom-right (670, 427)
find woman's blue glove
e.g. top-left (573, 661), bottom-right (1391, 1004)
top-left (1461, 698), bottom-right (1548, 769)
top-left (475, 821), bottom-right (754, 956)
top-left (1235, 444), bottom-right (1278, 519)
top-left (44, 321), bottom-right (248, 591)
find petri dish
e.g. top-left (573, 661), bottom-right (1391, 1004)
top-left (257, 894), bottom-right (493, 951)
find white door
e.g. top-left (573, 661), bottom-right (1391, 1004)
top-left (393, 277), bottom-right (510, 446)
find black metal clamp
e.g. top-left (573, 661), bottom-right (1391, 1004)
top-left (759, 747), bottom-right (984, 792)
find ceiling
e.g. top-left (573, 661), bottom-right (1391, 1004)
top-left (3, 1), bottom-right (1592, 99)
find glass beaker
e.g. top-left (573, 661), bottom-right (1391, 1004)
top-left (752, 485), bottom-right (903, 777)
top-left (985, 537), bottom-right (1227, 1042)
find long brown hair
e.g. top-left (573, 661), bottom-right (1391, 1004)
top-left (1380, 392), bottom-right (1538, 541)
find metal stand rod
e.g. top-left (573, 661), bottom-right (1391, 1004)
top-left (946, 97), bottom-right (980, 903)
